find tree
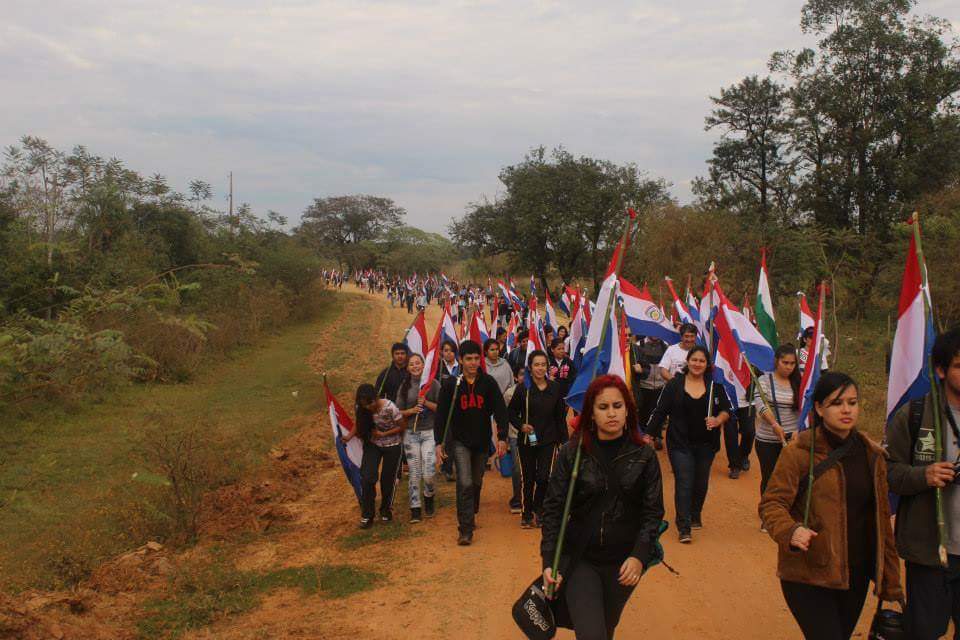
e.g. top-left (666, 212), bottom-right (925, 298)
top-left (700, 76), bottom-right (793, 220)
top-left (296, 195), bottom-right (405, 269)
top-left (188, 179), bottom-right (212, 214)
top-left (770, 0), bottom-right (960, 233)
top-left (450, 147), bottom-right (672, 291)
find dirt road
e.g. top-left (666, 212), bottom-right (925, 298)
top-left (193, 286), bottom-right (889, 640)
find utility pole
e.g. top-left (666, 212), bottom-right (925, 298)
top-left (228, 171), bottom-right (235, 234)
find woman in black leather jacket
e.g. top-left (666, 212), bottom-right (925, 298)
top-left (540, 374), bottom-right (665, 640)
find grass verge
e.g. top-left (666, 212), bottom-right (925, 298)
top-left (0, 294), bottom-right (347, 592)
top-left (136, 555), bottom-right (380, 640)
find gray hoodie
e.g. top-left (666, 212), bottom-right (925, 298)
top-left (485, 357), bottom-right (514, 395)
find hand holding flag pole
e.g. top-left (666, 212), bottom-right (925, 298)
top-left (913, 211), bottom-right (949, 567)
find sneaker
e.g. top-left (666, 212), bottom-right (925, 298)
top-left (729, 468), bottom-right (741, 479)
top-left (679, 531), bottom-right (692, 544)
top-left (691, 518), bottom-right (703, 530)
top-left (359, 518), bottom-right (373, 529)
top-left (654, 437), bottom-right (664, 451)
top-left (520, 515), bottom-right (534, 529)
top-left (380, 509), bottom-right (393, 523)
top-left (457, 532), bottom-right (473, 546)
top-left (409, 508), bottom-right (422, 523)
top-left (424, 496), bottom-right (435, 518)
top-left (741, 458), bottom-right (751, 471)
top-left (509, 504), bottom-right (522, 514)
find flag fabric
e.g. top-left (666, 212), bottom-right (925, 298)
top-left (505, 312), bottom-right (519, 353)
top-left (755, 249), bottom-right (779, 348)
top-left (797, 293), bottom-right (814, 339)
top-left (886, 225), bottom-right (936, 422)
top-left (404, 311), bottom-right (429, 357)
top-left (698, 280), bottom-right (718, 350)
top-left (544, 289), bottom-right (558, 330)
top-left (713, 298), bottom-right (752, 410)
top-left (621, 310), bottom-right (632, 393)
top-left (558, 286), bottom-right (572, 316)
top-left (686, 286), bottom-right (701, 324)
top-left (620, 277), bottom-right (680, 344)
top-left (797, 288), bottom-right (826, 430)
top-left (569, 299), bottom-right (589, 369)
top-left (566, 272), bottom-right (625, 413)
top-left (530, 274), bottom-right (537, 297)
top-left (665, 277), bottom-right (695, 325)
top-left (324, 380), bottom-right (363, 501)
top-left (441, 301), bottom-right (458, 346)
top-left (716, 283), bottom-right (776, 372)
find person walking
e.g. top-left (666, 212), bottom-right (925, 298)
top-left (541, 374), bottom-right (665, 640)
top-left (657, 323), bottom-right (698, 382)
top-left (509, 350), bottom-right (567, 529)
top-left (375, 342), bottom-right (410, 401)
top-left (395, 354), bottom-right (440, 523)
top-left (724, 379), bottom-right (756, 480)
top-left (887, 328), bottom-right (960, 639)
top-left (484, 338), bottom-right (513, 395)
top-left (436, 340), bottom-right (509, 546)
top-left (346, 384), bottom-right (405, 528)
top-left (631, 334), bottom-right (668, 450)
top-left (504, 365), bottom-right (525, 514)
top-left (547, 338), bottom-right (577, 402)
top-left (754, 345), bottom-right (802, 498)
top-left (760, 372), bottom-right (903, 640)
top-left (645, 346), bottom-right (731, 543)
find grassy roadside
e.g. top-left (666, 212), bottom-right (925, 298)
top-left (0, 293), bottom-right (347, 593)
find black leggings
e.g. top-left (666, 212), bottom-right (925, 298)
top-left (518, 443), bottom-right (556, 518)
top-left (359, 442), bottom-right (402, 519)
top-left (780, 568), bottom-right (870, 640)
top-left (565, 560), bottom-right (635, 640)
top-left (755, 439), bottom-right (784, 496)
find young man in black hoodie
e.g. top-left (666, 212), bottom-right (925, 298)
top-left (436, 340), bottom-right (509, 545)
top-left (375, 343), bottom-right (409, 401)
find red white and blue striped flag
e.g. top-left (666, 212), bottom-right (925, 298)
top-left (324, 379), bottom-right (363, 501)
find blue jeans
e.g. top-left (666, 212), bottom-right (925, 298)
top-left (451, 440), bottom-right (488, 534)
top-left (667, 443), bottom-right (716, 533)
top-left (402, 430), bottom-right (436, 509)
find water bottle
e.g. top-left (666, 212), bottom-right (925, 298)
top-left (528, 429), bottom-right (538, 445)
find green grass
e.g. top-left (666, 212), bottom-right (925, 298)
top-left (0, 297), bottom-right (345, 592)
top-left (338, 520), bottom-right (425, 550)
top-left (136, 556), bottom-right (380, 640)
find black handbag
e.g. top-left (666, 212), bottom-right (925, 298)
top-left (868, 601), bottom-right (905, 639)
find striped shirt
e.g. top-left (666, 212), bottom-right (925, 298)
top-left (754, 375), bottom-right (800, 443)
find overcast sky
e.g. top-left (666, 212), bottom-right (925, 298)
top-left (3, 1), bottom-right (958, 234)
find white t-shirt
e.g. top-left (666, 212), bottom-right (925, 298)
top-left (658, 343), bottom-right (691, 377)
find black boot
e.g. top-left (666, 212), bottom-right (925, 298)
top-left (424, 496), bottom-right (435, 518)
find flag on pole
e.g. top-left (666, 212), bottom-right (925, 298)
top-left (422, 316), bottom-right (444, 392)
top-left (755, 249), bottom-right (779, 348)
top-left (404, 310), bottom-right (429, 357)
top-left (886, 223), bottom-right (936, 422)
top-left (569, 299), bottom-right (589, 369)
top-left (665, 277), bottom-right (695, 325)
top-left (441, 301), bottom-right (458, 346)
top-left (713, 299), bottom-right (752, 411)
top-left (716, 283), bottom-right (776, 372)
top-left (797, 286), bottom-right (826, 429)
top-left (558, 286), bottom-right (572, 316)
top-left (620, 277), bottom-right (680, 344)
top-left (544, 289), bottom-right (558, 330)
top-left (686, 285), bottom-right (701, 324)
top-left (505, 312), bottom-right (519, 353)
top-left (324, 379), bottom-right (363, 501)
top-left (797, 292), bottom-right (814, 340)
top-left (566, 271), bottom-right (625, 413)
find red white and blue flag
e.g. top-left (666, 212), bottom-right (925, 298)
top-left (665, 277), bottom-right (696, 325)
top-left (798, 287), bottom-right (826, 429)
top-left (715, 283), bottom-right (775, 372)
top-left (620, 277), bottom-right (680, 344)
top-left (404, 310), bottom-right (429, 357)
top-left (886, 223), bottom-right (935, 422)
top-left (566, 267), bottom-right (625, 413)
top-left (713, 298), bottom-right (752, 410)
top-left (441, 301), bottom-right (459, 346)
top-left (544, 289), bottom-right (558, 331)
top-left (324, 379), bottom-right (363, 502)
top-left (568, 298), bottom-right (589, 369)
top-left (797, 292), bottom-right (814, 340)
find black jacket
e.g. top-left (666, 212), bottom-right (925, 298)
top-left (547, 356), bottom-right (577, 399)
top-left (437, 373), bottom-right (509, 450)
top-left (541, 435), bottom-right (664, 571)
top-left (645, 374), bottom-right (731, 451)
top-left (508, 380), bottom-right (568, 447)
top-left (375, 364), bottom-right (406, 401)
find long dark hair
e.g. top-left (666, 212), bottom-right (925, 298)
top-left (398, 353), bottom-right (425, 404)
top-left (774, 344), bottom-right (803, 411)
top-left (573, 375), bottom-right (644, 452)
top-left (811, 372), bottom-right (858, 430)
top-left (354, 383), bottom-right (378, 440)
top-left (682, 345), bottom-right (713, 378)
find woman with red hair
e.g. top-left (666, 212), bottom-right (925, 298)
top-left (540, 374), bottom-right (665, 640)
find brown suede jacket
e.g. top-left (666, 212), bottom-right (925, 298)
top-left (758, 428), bottom-right (903, 600)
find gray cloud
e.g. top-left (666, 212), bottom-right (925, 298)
top-left (2, 1), bottom-right (956, 232)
